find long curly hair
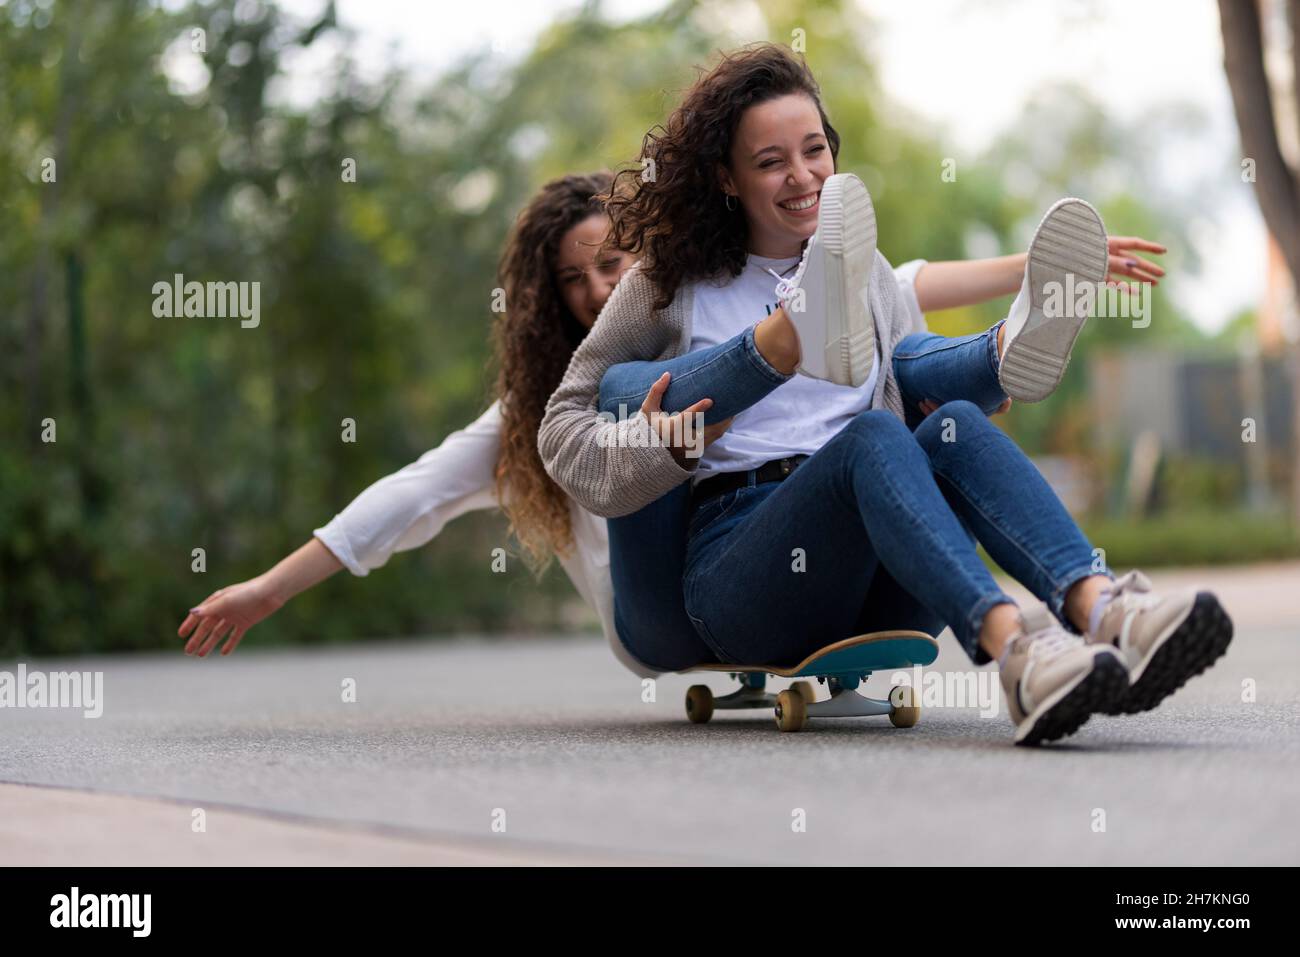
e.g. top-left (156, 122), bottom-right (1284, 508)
top-left (492, 171), bottom-right (613, 575)
top-left (604, 43), bottom-right (840, 310)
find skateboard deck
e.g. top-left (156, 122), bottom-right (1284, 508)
top-left (677, 629), bottom-right (940, 732)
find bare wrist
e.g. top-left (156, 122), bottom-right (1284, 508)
top-left (254, 572), bottom-right (291, 609)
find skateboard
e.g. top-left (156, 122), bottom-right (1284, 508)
top-left (680, 630), bottom-right (939, 732)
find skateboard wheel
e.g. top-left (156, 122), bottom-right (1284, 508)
top-left (888, 684), bottom-right (921, 728)
top-left (685, 685), bottom-right (714, 724)
top-left (790, 681), bottom-right (816, 705)
top-left (774, 689), bottom-right (808, 732)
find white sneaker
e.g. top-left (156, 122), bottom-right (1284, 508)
top-left (770, 173), bottom-right (877, 387)
top-left (998, 198), bottom-right (1109, 402)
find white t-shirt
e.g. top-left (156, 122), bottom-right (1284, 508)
top-left (687, 252), bottom-right (882, 480)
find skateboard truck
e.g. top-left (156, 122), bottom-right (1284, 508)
top-left (685, 672), bottom-right (778, 721)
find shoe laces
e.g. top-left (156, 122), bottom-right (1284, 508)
top-left (769, 268), bottom-right (799, 303)
top-left (768, 239), bottom-right (815, 306)
top-left (1107, 569), bottom-right (1159, 612)
top-left (1022, 623), bottom-right (1081, 660)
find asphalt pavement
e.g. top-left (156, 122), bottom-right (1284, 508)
top-left (2, 564), bottom-right (1297, 865)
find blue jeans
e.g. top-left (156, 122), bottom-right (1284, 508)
top-left (599, 325), bottom-right (790, 672)
top-left (894, 321), bottom-right (1010, 430)
top-left (598, 322), bottom-right (1105, 669)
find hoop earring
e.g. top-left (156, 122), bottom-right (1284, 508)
top-left (724, 193), bottom-right (737, 212)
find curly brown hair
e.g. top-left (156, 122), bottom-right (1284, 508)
top-left (604, 43), bottom-right (840, 311)
top-left (492, 171), bottom-right (613, 574)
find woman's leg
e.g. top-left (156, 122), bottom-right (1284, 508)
top-left (602, 310), bottom-right (1015, 430)
top-left (682, 410), bottom-right (1012, 666)
top-left (915, 399), bottom-right (1233, 713)
top-left (598, 322), bottom-right (791, 424)
top-left (681, 409), bottom-right (1128, 743)
top-left (891, 327), bottom-right (1112, 639)
top-left (892, 321), bottom-right (1009, 430)
top-left (606, 483), bottom-right (711, 672)
top-left (598, 316), bottom-right (1089, 673)
top-left (598, 322), bottom-right (793, 672)
top-left (913, 399), bottom-right (1108, 644)
top-left (892, 324), bottom-right (1109, 634)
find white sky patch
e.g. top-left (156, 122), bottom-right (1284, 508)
top-left (865, 0), bottom-right (1266, 333)
top-left (275, 0), bottom-right (666, 95)
top-left (255, 0), bottom-right (1268, 332)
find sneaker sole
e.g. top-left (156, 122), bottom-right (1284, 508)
top-left (803, 174), bottom-right (877, 388)
top-left (1108, 592), bottom-right (1234, 715)
top-left (1015, 652), bottom-right (1128, 746)
top-left (998, 198), bottom-right (1108, 402)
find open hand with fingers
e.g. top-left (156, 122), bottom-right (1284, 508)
top-left (1106, 235), bottom-right (1166, 291)
top-left (178, 577), bottom-right (285, 657)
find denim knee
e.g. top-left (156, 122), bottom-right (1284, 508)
top-left (934, 399), bottom-right (984, 427)
top-left (914, 400), bottom-right (988, 456)
top-left (830, 410), bottom-right (925, 495)
top-left (838, 410), bottom-right (925, 466)
top-left (844, 408), bottom-right (913, 442)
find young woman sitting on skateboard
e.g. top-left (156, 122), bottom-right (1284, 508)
top-left (537, 43), bottom-right (1233, 745)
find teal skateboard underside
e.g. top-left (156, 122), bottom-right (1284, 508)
top-left (678, 631), bottom-right (941, 732)
top-left (783, 636), bottom-right (937, 679)
top-left (680, 631), bottom-right (939, 681)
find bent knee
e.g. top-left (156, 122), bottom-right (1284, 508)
top-left (845, 408), bottom-right (910, 437)
top-left (933, 399), bottom-right (983, 423)
top-left (838, 408), bottom-right (919, 456)
top-left (915, 399), bottom-right (990, 453)
top-left (832, 408), bottom-right (925, 465)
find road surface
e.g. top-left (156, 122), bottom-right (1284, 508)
top-left (2, 563), bottom-right (1297, 865)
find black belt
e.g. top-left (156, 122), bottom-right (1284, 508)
top-left (691, 455), bottom-right (810, 506)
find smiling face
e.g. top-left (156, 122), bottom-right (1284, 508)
top-left (718, 92), bottom-right (835, 259)
top-left (552, 214), bottom-right (636, 329)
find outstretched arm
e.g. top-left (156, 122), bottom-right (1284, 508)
top-left (911, 237), bottom-right (1166, 313)
top-left (178, 401), bottom-right (506, 657)
top-left (177, 538), bottom-right (341, 657)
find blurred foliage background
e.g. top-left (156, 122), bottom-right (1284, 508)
top-left (2, 0), bottom-right (1294, 657)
